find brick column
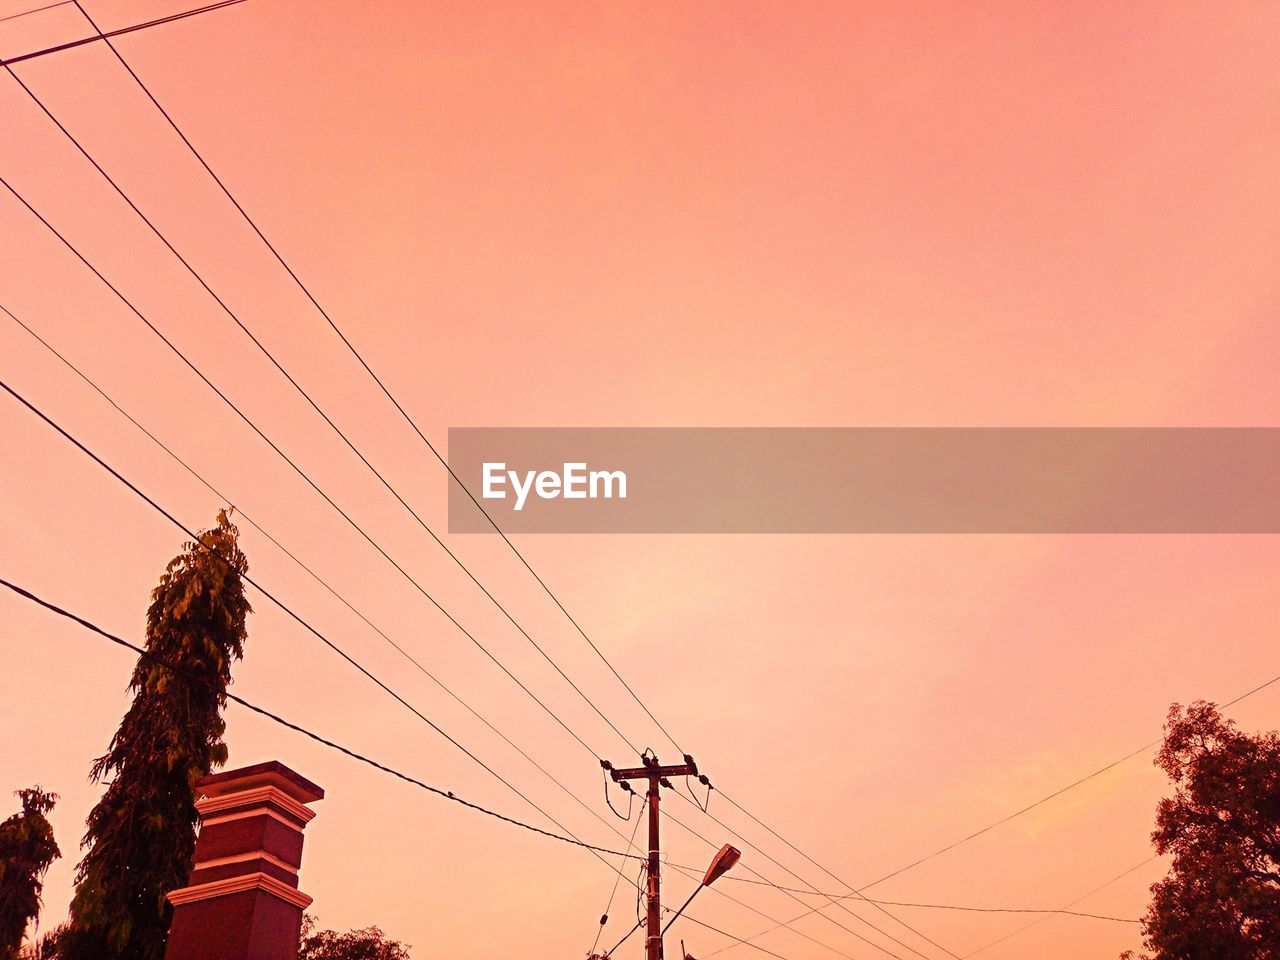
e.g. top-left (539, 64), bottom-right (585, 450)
top-left (164, 761), bottom-right (324, 960)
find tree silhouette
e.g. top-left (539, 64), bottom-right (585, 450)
top-left (1125, 701), bottom-right (1280, 959)
top-left (298, 914), bottom-right (411, 960)
top-left (58, 511), bottom-right (251, 960)
top-left (0, 788), bottom-right (60, 959)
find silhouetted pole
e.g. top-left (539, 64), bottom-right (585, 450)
top-left (606, 754), bottom-right (699, 960)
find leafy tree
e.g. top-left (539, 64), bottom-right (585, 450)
top-left (298, 915), bottom-right (411, 960)
top-left (58, 511), bottom-right (251, 960)
top-left (0, 788), bottom-right (60, 959)
top-left (1124, 701), bottom-right (1280, 960)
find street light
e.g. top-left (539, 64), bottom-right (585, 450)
top-left (661, 844), bottom-right (743, 939)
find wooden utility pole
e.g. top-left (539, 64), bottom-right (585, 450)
top-left (606, 754), bottom-right (699, 960)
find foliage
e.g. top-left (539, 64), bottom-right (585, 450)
top-left (58, 511), bottom-right (251, 960)
top-left (1123, 701), bottom-right (1280, 960)
top-left (298, 915), bottom-right (411, 960)
top-left (0, 788), bottom-right (60, 959)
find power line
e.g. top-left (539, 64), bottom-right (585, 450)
top-left (706, 671), bottom-right (1280, 957)
top-left (669, 793), bottom-right (954, 960)
top-left (67, 0), bottom-right (686, 759)
top-left (42, 25), bottom-right (970, 956)
top-left (0, 376), bottom-right (650, 890)
top-left (3, 49), bottom-right (644, 763)
top-left (0, 0), bottom-right (73, 25)
top-left (0, 575), bottom-right (637, 862)
top-left (6, 25), bottom-right (933, 957)
top-left (855, 743), bottom-right (1160, 894)
top-left (663, 802), bottom-right (919, 960)
top-left (8, 19), bottom-right (1224, 954)
top-left (708, 790), bottom-right (959, 960)
top-left (0, 170), bottom-right (607, 762)
top-left (864, 901), bottom-right (1137, 924)
top-left (3, 13), bottom-right (1172, 959)
top-left (0, 0), bottom-right (248, 66)
top-left (835, 673), bottom-right (1280, 900)
top-left (705, 880), bottom-right (1139, 923)
top-left (681, 914), bottom-right (797, 960)
top-left (2, 84), bottom-right (870, 959)
top-left (962, 856), bottom-right (1158, 958)
top-left (665, 861), bottom-right (865, 960)
top-left (0, 301), bottom-right (657, 879)
top-left (0, 378), bottom-right (775, 956)
top-left (590, 797), bottom-right (648, 958)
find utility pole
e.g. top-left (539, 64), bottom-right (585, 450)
top-left (605, 754), bottom-right (699, 960)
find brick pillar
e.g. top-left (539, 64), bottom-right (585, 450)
top-left (164, 761), bottom-right (324, 960)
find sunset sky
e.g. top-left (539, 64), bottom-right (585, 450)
top-left (2, 2), bottom-right (1279, 958)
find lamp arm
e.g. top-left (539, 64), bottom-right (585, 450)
top-left (661, 884), bottom-right (705, 937)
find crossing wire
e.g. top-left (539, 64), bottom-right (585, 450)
top-left (69, 0), bottom-right (685, 759)
top-left (963, 856), bottom-right (1158, 958)
top-left (1, 302), bottom-right (658, 879)
top-left (2, 308), bottom-right (881, 960)
top-left (0, 576), bottom-right (634, 861)
top-left (0, 377), bottom-right (649, 890)
top-left (712, 789), bottom-right (960, 958)
top-left (1, 56), bottom-right (642, 761)
top-left (0, 170), bottom-right (606, 762)
top-left (0, 0), bottom-right (249, 66)
top-left (36, 26), bottom-right (969, 958)
top-left (8, 15), bottom-right (1188, 955)
top-left (664, 802), bottom-right (918, 960)
top-left (0, 374), bottom-right (801, 960)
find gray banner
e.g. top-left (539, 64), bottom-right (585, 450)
top-left (446, 428), bottom-right (1280, 533)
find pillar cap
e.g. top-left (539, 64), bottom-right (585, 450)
top-left (197, 761), bottom-right (324, 806)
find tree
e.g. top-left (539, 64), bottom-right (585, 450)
top-left (0, 788), bottom-right (60, 959)
top-left (58, 511), bottom-right (251, 960)
top-left (1124, 701), bottom-right (1280, 959)
top-left (298, 915), bottom-right (411, 960)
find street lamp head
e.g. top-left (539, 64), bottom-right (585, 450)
top-left (702, 844), bottom-right (741, 887)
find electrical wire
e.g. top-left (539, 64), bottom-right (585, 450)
top-left (0, 0), bottom-right (73, 25)
top-left (710, 790), bottom-right (958, 959)
top-left (662, 802), bottom-right (918, 960)
top-left (0, 0), bottom-right (248, 66)
top-left (664, 861), bottom-right (863, 960)
top-left (681, 915), bottom-right (796, 960)
top-left (0, 576), bottom-right (638, 861)
top-left (6, 364), bottom-right (795, 955)
top-left (12, 18), bottom-right (1247, 955)
top-left (0, 302), bottom-right (658, 885)
top-left (601, 918), bottom-right (645, 959)
top-left (1, 59), bottom-right (641, 761)
top-left (603, 768), bottom-right (636, 821)
top-left (7, 31), bottom-right (964, 958)
top-left (865, 901), bottom-right (1138, 924)
top-left (45, 37), bottom-right (1132, 957)
top-left (43, 5), bottom-right (1259, 932)
top-left (962, 856), bottom-right (1158, 957)
top-left (65, 2), bottom-right (686, 759)
top-left (2, 15), bottom-right (1168, 960)
top-left (670, 792), bottom-right (953, 960)
top-left (699, 877), bottom-right (1140, 923)
top-left (0, 377), bottom-right (651, 891)
top-left (589, 798), bottom-right (647, 958)
top-left (3, 292), bottom-right (916, 960)
top-left (0, 171), bottom-right (606, 762)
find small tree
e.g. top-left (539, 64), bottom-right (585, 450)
top-left (58, 511), bottom-right (251, 960)
top-left (298, 915), bottom-right (411, 960)
top-left (0, 788), bottom-right (60, 959)
top-left (1124, 701), bottom-right (1280, 959)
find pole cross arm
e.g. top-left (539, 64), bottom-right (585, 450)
top-left (609, 756), bottom-right (698, 782)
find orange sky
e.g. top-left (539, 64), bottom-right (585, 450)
top-left (1, 2), bottom-right (1279, 958)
